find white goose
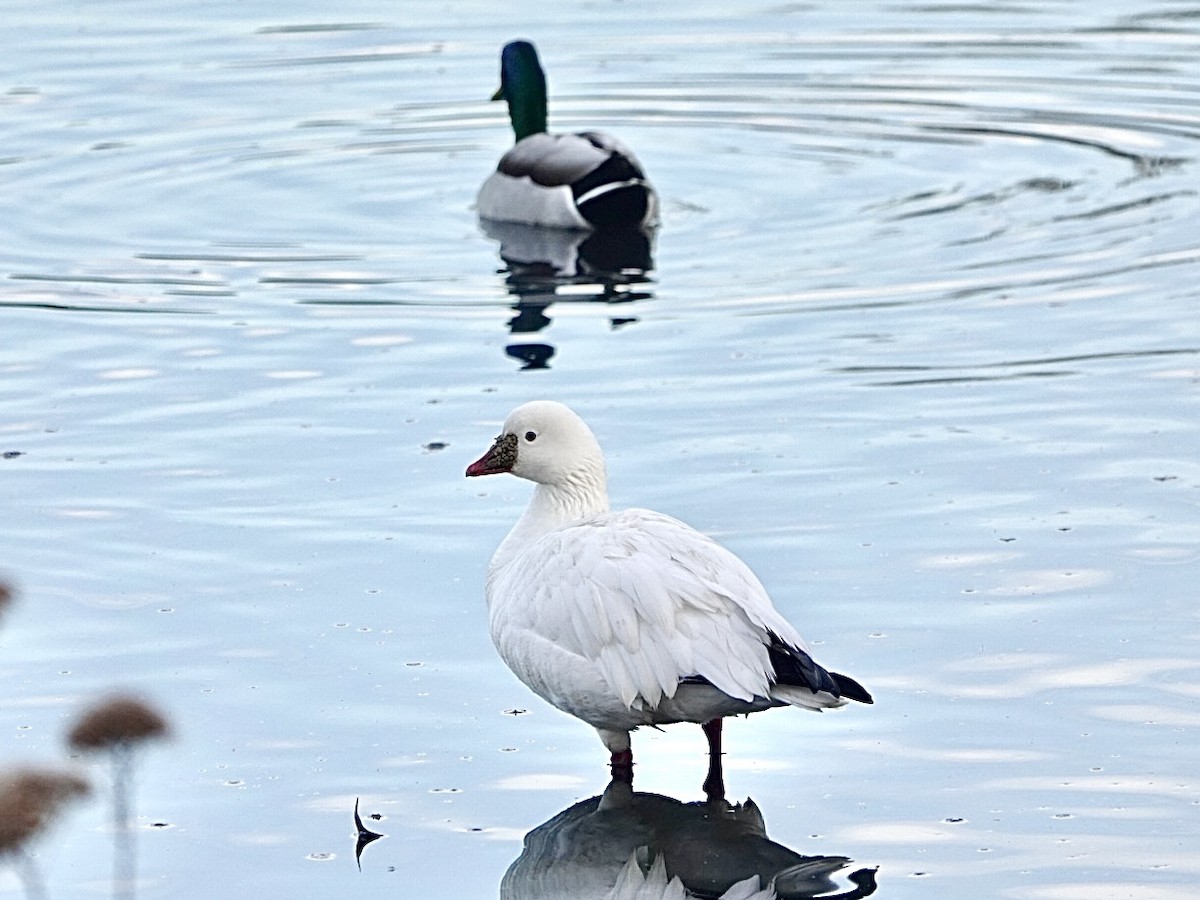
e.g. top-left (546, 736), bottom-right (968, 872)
top-left (477, 41), bottom-right (659, 230)
top-left (466, 401), bottom-right (871, 797)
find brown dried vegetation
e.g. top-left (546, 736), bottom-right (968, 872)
top-left (0, 767), bottom-right (91, 855)
top-left (0, 579), bottom-right (13, 619)
top-left (67, 694), bottom-right (170, 753)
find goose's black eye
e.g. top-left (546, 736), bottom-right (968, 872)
top-left (524, 431), bottom-right (537, 442)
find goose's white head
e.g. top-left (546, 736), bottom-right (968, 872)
top-left (465, 400), bottom-right (605, 487)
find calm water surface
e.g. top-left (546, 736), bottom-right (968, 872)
top-left (2, 1), bottom-right (1199, 898)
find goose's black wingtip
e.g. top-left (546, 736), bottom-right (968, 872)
top-left (832, 671), bottom-right (874, 705)
top-left (766, 637), bottom-right (875, 704)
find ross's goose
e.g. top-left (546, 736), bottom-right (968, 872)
top-left (477, 41), bottom-right (659, 230)
top-left (466, 401), bottom-right (871, 796)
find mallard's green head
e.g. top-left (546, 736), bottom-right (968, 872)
top-left (493, 40), bottom-right (548, 141)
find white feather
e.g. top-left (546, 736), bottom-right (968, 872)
top-left (477, 164), bottom-right (589, 229)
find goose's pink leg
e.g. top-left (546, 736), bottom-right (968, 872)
top-left (610, 748), bottom-right (634, 784)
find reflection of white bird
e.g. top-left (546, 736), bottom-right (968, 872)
top-left (500, 780), bottom-right (877, 900)
top-left (465, 401), bottom-right (872, 797)
top-left (477, 41), bottom-right (658, 230)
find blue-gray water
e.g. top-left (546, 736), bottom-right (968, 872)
top-left (3, 2), bottom-right (1198, 897)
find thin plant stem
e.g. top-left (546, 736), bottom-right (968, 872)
top-left (110, 746), bottom-right (135, 900)
top-left (13, 851), bottom-right (48, 900)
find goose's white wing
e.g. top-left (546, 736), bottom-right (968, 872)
top-left (490, 508), bottom-right (808, 711)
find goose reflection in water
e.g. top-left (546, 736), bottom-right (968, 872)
top-left (501, 780), bottom-right (877, 900)
top-left (480, 219), bottom-right (655, 370)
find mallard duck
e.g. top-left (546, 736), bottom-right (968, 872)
top-left (465, 401), bottom-right (872, 798)
top-left (477, 41), bottom-right (659, 230)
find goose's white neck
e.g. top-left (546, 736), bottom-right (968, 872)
top-left (489, 466), bottom-right (609, 576)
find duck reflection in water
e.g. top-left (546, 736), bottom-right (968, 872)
top-left (502, 780), bottom-right (877, 900)
top-left (479, 219), bottom-right (655, 370)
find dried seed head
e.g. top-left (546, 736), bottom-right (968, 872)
top-left (0, 766), bottom-right (91, 854)
top-left (0, 579), bottom-right (13, 619)
top-left (67, 694), bottom-right (170, 753)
